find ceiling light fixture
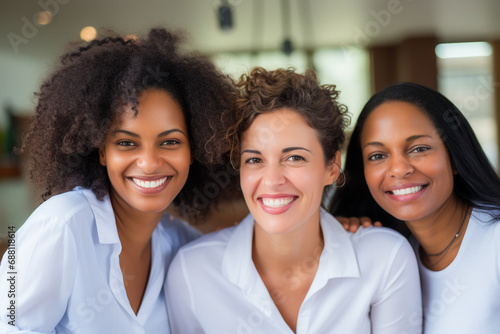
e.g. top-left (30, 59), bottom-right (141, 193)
top-left (36, 11), bottom-right (52, 25)
top-left (80, 26), bottom-right (97, 42)
top-left (281, 0), bottom-right (293, 55)
top-left (217, 0), bottom-right (233, 31)
top-left (435, 42), bottom-right (492, 59)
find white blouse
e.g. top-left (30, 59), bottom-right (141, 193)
top-left (166, 209), bottom-right (422, 334)
top-left (0, 187), bottom-right (201, 333)
top-left (412, 209), bottom-right (500, 333)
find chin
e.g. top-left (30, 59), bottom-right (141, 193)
top-left (255, 218), bottom-right (297, 235)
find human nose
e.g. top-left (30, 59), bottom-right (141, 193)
top-left (388, 154), bottom-right (414, 178)
top-left (262, 163), bottom-right (286, 187)
top-left (136, 147), bottom-right (163, 173)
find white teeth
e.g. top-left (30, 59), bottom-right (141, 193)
top-left (392, 186), bottom-right (423, 196)
top-left (132, 177), bottom-right (168, 189)
top-left (262, 197), bottom-right (294, 208)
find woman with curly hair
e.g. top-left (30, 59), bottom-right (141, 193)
top-left (166, 67), bottom-right (422, 333)
top-left (0, 27), bottom-right (237, 333)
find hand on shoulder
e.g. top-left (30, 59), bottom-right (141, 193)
top-left (336, 216), bottom-right (383, 233)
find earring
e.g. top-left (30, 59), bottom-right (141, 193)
top-left (335, 168), bottom-right (346, 187)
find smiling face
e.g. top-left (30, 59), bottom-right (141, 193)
top-left (99, 89), bottom-right (191, 215)
top-left (240, 108), bottom-right (339, 235)
top-left (360, 101), bottom-right (457, 222)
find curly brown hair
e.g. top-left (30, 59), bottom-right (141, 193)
top-left (20, 27), bottom-right (238, 220)
top-left (226, 67), bottom-right (350, 169)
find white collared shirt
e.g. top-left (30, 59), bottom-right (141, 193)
top-left (0, 187), bottom-right (200, 334)
top-left (412, 209), bottom-right (500, 334)
top-left (166, 209), bottom-right (422, 334)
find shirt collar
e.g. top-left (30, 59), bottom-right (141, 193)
top-left (222, 209), bottom-right (360, 290)
top-left (80, 187), bottom-right (120, 244)
top-left (222, 213), bottom-right (257, 288)
top-left (314, 208), bottom-right (360, 285)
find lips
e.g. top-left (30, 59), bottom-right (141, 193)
top-left (132, 177), bottom-right (170, 189)
top-left (261, 197), bottom-right (295, 208)
top-left (129, 176), bottom-right (172, 194)
top-left (385, 184), bottom-right (427, 201)
top-left (389, 185), bottom-right (424, 196)
top-left (257, 195), bottom-right (298, 214)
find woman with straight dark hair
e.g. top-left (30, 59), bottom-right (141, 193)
top-left (330, 82), bottom-right (500, 333)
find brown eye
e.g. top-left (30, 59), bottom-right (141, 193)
top-left (245, 157), bottom-right (261, 164)
top-left (410, 146), bottom-right (430, 153)
top-left (287, 155), bottom-right (306, 162)
top-left (161, 139), bottom-right (180, 146)
top-left (117, 140), bottom-right (135, 147)
top-left (368, 153), bottom-right (385, 161)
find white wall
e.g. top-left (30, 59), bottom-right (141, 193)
top-left (0, 50), bottom-right (48, 128)
top-left (0, 51), bottom-right (47, 233)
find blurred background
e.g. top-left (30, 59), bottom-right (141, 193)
top-left (1, 0), bottom-right (499, 234)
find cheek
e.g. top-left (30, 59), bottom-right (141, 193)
top-left (290, 167), bottom-right (326, 198)
top-left (104, 150), bottom-right (128, 173)
top-left (427, 158), bottom-right (455, 190)
top-left (291, 169), bottom-right (314, 187)
top-left (239, 169), bottom-right (259, 200)
top-left (170, 149), bottom-right (192, 172)
top-left (363, 164), bottom-right (385, 199)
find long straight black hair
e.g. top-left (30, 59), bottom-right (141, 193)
top-left (329, 82), bottom-right (500, 234)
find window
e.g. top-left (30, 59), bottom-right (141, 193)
top-left (436, 42), bottom-right (498, 170)
top-left (213, 50), bottom-right (308, 80)
top-left (213, 46), bottom-right (371, 131)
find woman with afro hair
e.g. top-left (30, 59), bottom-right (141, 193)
top-left (0, 27), bottom-right (238, 333)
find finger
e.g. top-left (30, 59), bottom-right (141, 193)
top-left (374, 221), bottom-right (383, 227)
top-left (336, 216), bottom-right (349, 230)
top-left (336, 216), bottom-right (348, 224)
top-left (348, 217), bottom-right (361, 232)
top-left (360, 216), bottom-right (373, 228)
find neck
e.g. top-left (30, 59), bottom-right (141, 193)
top-left (405, 196), bottom-right (470, 270)
top-left (252, 210), bottom-right (324, 273)
top-left (110, 190), bottom-right (163, 254)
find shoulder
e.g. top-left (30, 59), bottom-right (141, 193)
top-left (320, 209), bottom-right (411, 255)
top-left (171, 220), bottom-right (244, 270)
top-left (167, 226), bottom-right (236, 283)
top-left (168, 217), bottom-right (253, 290)
top-left (469, 208), bottom-right (500, 245)
top-left (351, 226), bottom-right (414, 260)
top-left (9, 190), bottom-right (95, 268)
top-left (157, 213), bottom-right (203, 250)
top-left (176, 225), bottom-right (235, 255)
top-left (353, 225), bottom-right (409, 245)
top-left (471, 208), bottom-right (500, 227)
top-left (466, 208), bottom-right (500, 244)
top-left (22, 188), bottom-right (98, 230)
top-left (36, 188), bottom-right (92, 213)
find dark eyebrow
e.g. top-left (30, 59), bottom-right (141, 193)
top-left (111, 129), bottom-right (185, 138)
top-left (406, 134), bottom-right (432, 142)
top-left (282, 147), bottom-right (311, 153)
top-left (362, 141), bottom-right (383, 150)
top-left (241, 149), bottom-right (261, 155)
top-left (241, 147), bottom-right (311, 155)
top-left (362, 135), bottom-right (433, 150)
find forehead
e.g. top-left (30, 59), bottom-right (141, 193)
top-left (241, 108), bottom-right (318, 146)
top-left (362, 101), bottom-right (437, 137)
top-left (117, 90), bottom-right (185, 121)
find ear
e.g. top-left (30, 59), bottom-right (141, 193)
top-left (324, 150), bottom-right (341, 186)
top-left (99, 146), bottom-right (107, 166)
